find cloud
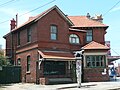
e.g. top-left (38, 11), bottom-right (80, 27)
top-left (110, 6), bottom-right (120, 12)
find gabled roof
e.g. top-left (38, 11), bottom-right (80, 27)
top-left (82, 41), bottom-right (110, 50)
top-left (12, 5), bottom-right (74, 32)
top-left (68, 16), bottom-right (108, 28)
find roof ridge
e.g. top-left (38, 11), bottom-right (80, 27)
top-left (68, 15), bottom-right (108, 27)
top-left (68, 15), bottom-right (86, 17)
top-left (10, 5), bottom-right (73, 32)
top-left (82, 41), bottom-right (95, 49)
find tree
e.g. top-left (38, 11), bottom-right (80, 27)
top-left (0, 49), bottom-right (10, 66)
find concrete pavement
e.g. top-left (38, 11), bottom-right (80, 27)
top-left (0, 77), bottom-right (120, 90)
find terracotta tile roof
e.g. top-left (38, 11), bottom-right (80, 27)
top-left (82, 41), bottom-right (110, 50)
top-left (68, 16), bottom-right (108, 28)
top-left (38, 50), bottom-right (75, 61)
top-left (12, 5), bottom-right (73, 32)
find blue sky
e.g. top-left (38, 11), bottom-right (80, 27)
top-left (0, 0), bottom-right (120, 56)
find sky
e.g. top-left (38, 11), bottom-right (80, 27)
top-left (0, 0), bottom-right (120, 57)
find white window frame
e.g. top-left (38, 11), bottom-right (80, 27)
top-left (86, 30), bottom-right (93, 42)
top-left (69, 34), bottom-right (80, 44)
top-left (50, 25), bottom-right (57, 40)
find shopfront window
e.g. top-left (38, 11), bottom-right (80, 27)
top-left (44, 61), bottom-right (66, 75)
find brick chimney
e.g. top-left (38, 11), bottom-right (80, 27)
top-left (10, 18), bottom-right (16, 30)
top-left (91, 14), bottom-right (103, 23)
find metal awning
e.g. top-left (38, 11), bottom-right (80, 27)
top-left (107, 56), bottom-right (120, 62)
top-left (38, 50), bottom-right (75, 61)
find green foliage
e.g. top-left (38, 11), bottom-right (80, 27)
top-left (0, 50), bottom-right (11, 66)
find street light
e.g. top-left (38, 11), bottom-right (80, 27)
top-left (74, 50), bottom-right (84, 88)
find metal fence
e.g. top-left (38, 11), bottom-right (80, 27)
top-left (0, 66), bottom-right (21, 84)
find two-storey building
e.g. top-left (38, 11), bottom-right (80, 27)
top-left (3, 5), bottom-right (109, 84)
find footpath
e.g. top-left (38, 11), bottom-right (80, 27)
top-left (0, 78), bottom-right (120, 90)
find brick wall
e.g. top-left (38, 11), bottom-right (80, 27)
top-left (16, 49), bottom-right (38, 83)
top-left (37, 9), bottom-right (71, 51)
top-left (5, 34), bottom-right (12, 57)
top-left (74, 27), bottom-right (106, 45)
top-left (69, 30), bottom-right (86, 50)
top-left (84, 68), bottom-right (109, 82)
top-left (93, 28), bottom-right (106, 44)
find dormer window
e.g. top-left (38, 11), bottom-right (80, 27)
top-left (69, 34), bottom-right (80, 44)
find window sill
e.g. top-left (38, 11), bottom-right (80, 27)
top-left (86, 67), bottom-right (105, 68)
top-left (70, 43), bottom-right (80, 45)
top-left (27, 41), bottom-right (31, 45)
top-left (17, 45), bottom-right (21, 48)
top-left (26, 71), bottom-right (31, 74)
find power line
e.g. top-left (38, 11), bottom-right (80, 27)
top-left (112, 48), bottom-right (120, 56)
top-left (19, 0), bottom-right (56, 17)
top-left (103, 0), bottom-right (120, 16)
top-left (0, 0), bottom-right (17, 7)
top-left (0, 20), bottom-right (9, 24)
top-left (0, 0), bottom-right (56, 24)
top-left (0, 0), bottom-right (19, 24)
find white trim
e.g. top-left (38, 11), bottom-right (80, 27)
top-left (83, 52), bottom-right (108, 67)
top-left (69, 28), bottom-right (86, 33)
top-left (84, 52), bottom-right (107, 55)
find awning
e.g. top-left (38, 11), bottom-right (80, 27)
top-left (38, 50), bottom-right (75, 61)
top-left (107, 56), bottom-right (120, 62)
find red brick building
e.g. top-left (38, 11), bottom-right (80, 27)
top-left (3, 5), bottom-right (109, 84)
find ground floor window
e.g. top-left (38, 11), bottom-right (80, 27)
top-left (17, 58), bottom-right (21, 65)
top-left (86, 55), bottom-right (105, 68)
top-left (27, 56), bottom-right (30, 72)
top-left (44, 61), bottom-right (66, 75)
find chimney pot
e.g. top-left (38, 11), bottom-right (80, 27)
top-left (10, 18), bottom-right (16, 30)
top-left (86, 13), bottom-right (90, 18)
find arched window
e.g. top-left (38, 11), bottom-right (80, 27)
top-left (69, 34), bottom-right (80, 44)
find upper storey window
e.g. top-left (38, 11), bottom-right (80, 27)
top-left (17, 32), bottom-right (20, 46)
top-left (50, 25), bottom-right (58, 40)
top-left (86, 30), bottom-right (93, 42)
top-left (69, 34), bottom-right (80, 44)
top-left (27, 27), bottom-right (32, 42)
